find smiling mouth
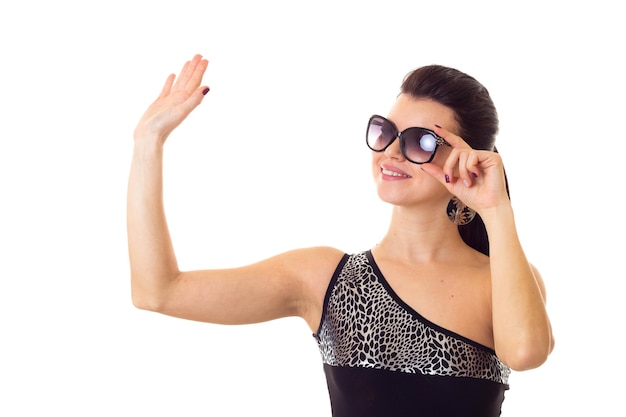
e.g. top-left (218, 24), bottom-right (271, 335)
top-left (381, 168), bottom-right (411, 178)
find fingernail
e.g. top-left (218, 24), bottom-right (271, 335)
top-left (202, 87), bottom-right (210, 95)
top-left (435, 124), bottom-right (442, 129)
top-left (463, 179), bottom-right (470, 187)
top-left (472, 172), bottom-right (478, 178)
top-left (445, 174), bottom-right (450, 183)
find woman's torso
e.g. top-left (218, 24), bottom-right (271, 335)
top-left (312, 250), bottom-right (509, 417)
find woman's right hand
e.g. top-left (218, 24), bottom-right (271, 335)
top-left (127, 54), bottom-right (343, 331)
top-left (133, 54), bottom-right (209, 146)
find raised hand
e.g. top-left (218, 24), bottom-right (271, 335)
top-left (134, 54), bottom-right (209, 145)
top-left (421, 126), bottom-right (511, 215)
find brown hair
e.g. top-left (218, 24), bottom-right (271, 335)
top-left (401, 65), bottom-right (509, 256)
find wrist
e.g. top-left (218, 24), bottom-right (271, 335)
top-left (478, 203), bottom-right (515, 230)
top-left (133, 131), bottom-right (166, 159)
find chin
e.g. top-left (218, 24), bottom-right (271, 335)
top-left (376, 188), bottom-right (411, 206)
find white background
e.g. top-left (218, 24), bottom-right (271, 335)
top-left (1, 1), bottom-right (624, 415)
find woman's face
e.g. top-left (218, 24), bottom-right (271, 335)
top-left (371, 94), bottom-right (459, 208)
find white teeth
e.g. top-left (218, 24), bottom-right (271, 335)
top-left (382, 168), bottom-right (410, 178)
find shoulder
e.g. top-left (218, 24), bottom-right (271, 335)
top-left (277, 246), bottom-right (346, 330)
top-left (259, 246), bottom-right (346, 293)
top-left (277, 246), bottom-right (347, 277)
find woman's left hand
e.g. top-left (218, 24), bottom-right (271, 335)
top-left (420, 125), bottom-right (511, 214)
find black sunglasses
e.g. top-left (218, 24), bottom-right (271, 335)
top-left (366, 115), bottom-right (450, 164)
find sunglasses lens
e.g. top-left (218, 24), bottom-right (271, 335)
top-left (401, 128), bottom-right (438, 163)
top-left (367, 116), bottom-right (395, 151)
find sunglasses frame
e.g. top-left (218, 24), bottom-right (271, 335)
top-left (366, 114), bottom-right (450, 164)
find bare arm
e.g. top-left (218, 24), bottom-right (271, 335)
top-left (422, 126), bottom-right (554, 371)
top-left (127, 55), bottom-right (342, 328)
top-left (128, 54), bottom-right (208, 311)
top-left (480, 205), bottom-right (555, 370)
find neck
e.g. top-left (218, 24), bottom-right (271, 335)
top-left (376, 204), bottom-right (469, 263)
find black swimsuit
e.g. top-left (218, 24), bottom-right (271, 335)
top-left (314, 251), bottom-right (510, 417)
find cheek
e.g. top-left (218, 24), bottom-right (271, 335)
top-left (371, 152), bottom-right (381, 173)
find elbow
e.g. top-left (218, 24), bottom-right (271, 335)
top-left (504, 347), bottom-right (550, 371)
top-left (131, 289), bottom-right (162, 312)
top-left (131, 291), bottom-right (158, 312)
top-left (498, 334), bottom-right (554, 371)
top-left (130, 277), bottom-right (169, 313)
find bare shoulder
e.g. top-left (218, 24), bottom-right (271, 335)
top-left (279, 246), bottom-right (346, 273)
top-left (278, 246), bottom-right (346, 299)
top-left (278, 246), bottom-right (346, 331)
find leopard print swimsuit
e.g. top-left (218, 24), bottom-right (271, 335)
top-left (314, 251), bottom-right (510, 417)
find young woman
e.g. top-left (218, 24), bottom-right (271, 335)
top-left (127, 54), bottom-right (554, 416)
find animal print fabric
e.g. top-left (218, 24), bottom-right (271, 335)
top-left (315, 251), bottom-right (510, 385)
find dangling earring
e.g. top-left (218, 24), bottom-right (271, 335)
top-left (447, 197), bottom-right (476, 225)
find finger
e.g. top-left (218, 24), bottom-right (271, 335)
top-left (185, 58), bottom-right (208, 93)
top-left (173, 54), bottom-right (203, 92)
top-left (466, 151), bottom-right (481, 178)
top-left (158, 73), bottom-right (176, 99)
top-left (420, 162), bottom-right (451, 188)
top-left (442, 148), bottom-right (461, 184)
top-left (172, 59), bottom-right (193, 92)
top-left (433, 124), bottom-right (471, 150)
top-left (178, 85), bottom-right (210, 115)
top-left (457, 150), bottom-right (473, 186)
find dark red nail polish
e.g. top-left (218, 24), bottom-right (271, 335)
top-left (202, 87), bottom-right (210, 95)
top-left (435, 124), bottom-right (442, 129)
top-left (472, 172), bottom-right (478, 178)
top-left (445, 174), bottom-right (450, 183)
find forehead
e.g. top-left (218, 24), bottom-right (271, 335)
top-left (388, 94), bottom-right (458, 133)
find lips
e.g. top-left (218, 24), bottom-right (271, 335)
top-left (380, 165), bottom-right (411, 178)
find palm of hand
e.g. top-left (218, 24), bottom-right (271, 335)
top-left (134, 55), bottom-right (209, 144)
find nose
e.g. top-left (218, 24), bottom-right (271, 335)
top-left (383, 134), bottom-right (405, 161)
